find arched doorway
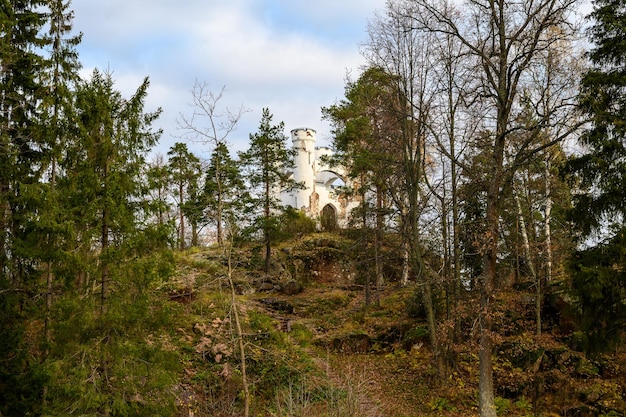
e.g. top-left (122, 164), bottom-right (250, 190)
top-left (320, 204), bottom-right (338, 232)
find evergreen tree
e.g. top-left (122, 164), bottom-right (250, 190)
top-left (183, 169), bottom-right (204, 247)
top-left (167, 142), bottom-right (202, 249)
top-left (566, 0), bottom-right (626, 352)
top-left (46, 70), bottom-right (176, 415)
top-left (570, 0), bottom-right (626, 233)
top-left (238, 108), bottom-right (299, 273)
top-left (61, 69), bottom-right (161, 313)
top-left (0, 2), bottom-right (50, 414)
top-left (568, 229), bottom-right (626, 353)
top-left (145, 154), bottom-right (173, 228)
top-left (42, 0), bottom-right (82, 185)
top-left (204, 141), bottom-right (248, 245)
top-left (323, 67), bottom-right (400, 307)
top-left (38, 0), bottom-right (82, 407)
top-left (0, 0), bottom-right (48, 284)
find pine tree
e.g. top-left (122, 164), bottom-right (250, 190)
top-left (167, 142), bottom-right (202, 249)
top-left (323, 67), bottom-right (400, 307)
top-left (204, 141), bottom-right (248, 245)
top-left (238, 108), bottom-right (299, 273)
top-left (144, 154), bottom-right (172, 228)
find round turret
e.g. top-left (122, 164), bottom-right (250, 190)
top-left (290, 128), bottom-right (316, 210)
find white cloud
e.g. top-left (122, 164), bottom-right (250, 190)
top-left (192, 10), bottom-right (359, 86)
top-left (72, 0), bottom-right (388, 156)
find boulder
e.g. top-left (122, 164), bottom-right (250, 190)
top-left (280, 280), bottom-right (303, 295)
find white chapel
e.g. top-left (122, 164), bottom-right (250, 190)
top-left (279, 128), bottom-right (358, 228)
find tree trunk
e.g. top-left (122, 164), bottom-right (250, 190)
top-left (101, 209), bottom-right (109, 317)
top-left (42, 259), bottom-right (53, 408)
top-left (374, 185), bottom-right (384, 306)
top-left (264, 180), bottom-right (271, 274)
top-left (401, 236), bottom-right (410, 287)
top-left (101, 167), bottom-right (110, 317)
top-left (179, 181), bottom-right (185, 250)
top-left (544, 159), bottom-right (553, 284)
top-left (407, 164), bottom-right (445, 379)
top-left (191, 222), bottom-right (198, 247)
top-left (226, 243), bottom-right (250, 417)
top-left (216, 190), bottom-right (223, 246)
top-left (479, 133), bottom-right (503, 417)
top-left (158, 185), bottom-right (164, 226)
top-left (452, 173), bottom-right (462, 341)
top-left (449, 90), bottom-right (462, 342)
top-left (44, 260), bottom-right (53, 340)
top-left (479, 215), bottom-right (497, 417)
top-left (478, 302), bottom-right (496, 417)
top-left (216, 155), bottom-right (224, 246)
top-left (0, 182), bottom-right (7, 277)
top-left (411, 228), bottom-right (445, 380)
top-left (439, 191), bottom-right (450, 321)
top-left (514, 191), bottom-right (536, 281)
top-left (363, 190), bottom-right (371, 307)
top-left (515, 191), bottom-right (540, 335)
top-left (100, 173), bottom-right (111, 417)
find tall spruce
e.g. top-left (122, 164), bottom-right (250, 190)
top-left (38, 0), bottom-right (82, 407)
top-left (566, 0), bottom-right (626, 352)
top-left (53, 70), bottom-right (165, 415)
top-left (0, 1), bottom-right (50, 414)
top-left (571, 0), bottom-right (626, 233)
top-left (0, 0), bottom-right (48, 285)
top-left (43, 0), bottom-right (82, 185)
top-left (62, 69), bottom-right (161, 315)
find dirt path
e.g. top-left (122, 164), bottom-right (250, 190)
top-left (308, 350), bottom-right (387, 417)
top-left (256, 290), bottom-right (428, 416)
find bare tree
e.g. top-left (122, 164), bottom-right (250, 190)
top-left (177, 81), bottom-right (250, 245)
top-left (365, 6), bottom-right (445, 380)
top-left (403, 0), bottom-right (583, 415)
top-left (426, 2), bottom-right (485, 345)
top-left (527, 25), bottom-right (585, 334)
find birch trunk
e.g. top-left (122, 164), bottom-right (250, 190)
top-left (544, 160), bottom-right (553, 284)
top-left (515, 191), bottom-right (540, 335)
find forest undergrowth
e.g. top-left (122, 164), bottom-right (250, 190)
top-left (162, 235), bottom-right (626, 417)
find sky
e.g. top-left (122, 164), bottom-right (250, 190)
top-left (72, 0), bottom-right (388, 159)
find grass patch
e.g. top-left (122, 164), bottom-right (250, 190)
top-left (290, 323), bottom-right (315, 348)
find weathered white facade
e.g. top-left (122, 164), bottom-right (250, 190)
top-left (279, 128), bottom-right (358, 227)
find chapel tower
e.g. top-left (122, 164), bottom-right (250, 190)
top-left (290, 128), bottom-right (316, 210)
top-left (278, 127), bottom-right (358, 228)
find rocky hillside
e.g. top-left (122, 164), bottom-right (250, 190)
top-left (167, 234), bottom-right (626, 417)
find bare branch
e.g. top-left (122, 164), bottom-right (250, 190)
top-left (176, 80), bottom-right (251, 150)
